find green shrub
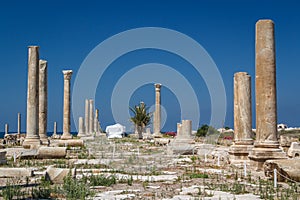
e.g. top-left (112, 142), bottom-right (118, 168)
top-left (89, 174), bottom-right (116, 187)
top-left (63, 173), bottom-right (92, 200)
top-left (196, 125), bottom-right (219, 137)
top-left (31, 176), bottom-right (52, 199)
top-left (188, 173), bottom-right (209, 179)
top-left (1, 179), bottom-right (23, 200)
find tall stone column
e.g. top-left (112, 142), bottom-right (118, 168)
top-left (229, 72), bottom-right (253, 161)
top-left (84, 99), bottom-right (89, 135)
top-left (5, 124), bottom-right (8, 135)
top-left (53, 122), bottom-right (57, 135)
top-left (249, 19), bottom-right (286, 169)
top-left (88, 99), bottom-right (94, 134)
top-left (153, 83), bottom-right (162, 137)
top-left (94, 109), bottom-right (99, 133)
top-left (23, 46), bottom-right (41, 149)
top-left (77, 117), bottom-right (85, 137)
top-left (61, 70), bottom-right (73, 140)
top-left (17, 113), bottom-right (21, 138)
top-left (38, 60), bottom-right (48, 144)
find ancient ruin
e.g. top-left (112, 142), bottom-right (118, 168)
top-left (77, 117), bottom-right (85, 137)
top-left (38, 59), bottom-right (49, 145)
top-left (153, 83), bottom-right (162, 137)
top-left (61, 70), bottom-right (73, 140)
top-left (89, 99), bottom-right (94, 134)
top-left (94, 109), bottom-right (99, 133)
top-left (85, 99), bottom-right (89, 135)
top-left (17, 113), bottom-right (21, 138)
top-left (248, 19), bottom-right (286, 169)
top-left (23, 46), bottom-right (41, 149)
top-left (229, 72), bottom-right (253, 161)
top-left (1, 19), bottom-right (300, 200)
top-left (168, 120), bottom-right (194, 155)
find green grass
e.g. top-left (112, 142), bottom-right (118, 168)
top-left (188, 173), bottom-right (209, 179)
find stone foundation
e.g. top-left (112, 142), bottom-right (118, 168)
top-left (229, 144), bottom-right (253, 160)
top-left (168, 120), bottom-right (195, 155)
top-left (249, 145), bottom-right (287, 170)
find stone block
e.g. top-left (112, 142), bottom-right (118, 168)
top-left (264, 159), bottom-right (300, 182)
top-left (45, 166), bottom-right (75, 184)
top-left (0, 168), bottom-right (33, 178)
top-left (37, 147), bottom-right (67, 159)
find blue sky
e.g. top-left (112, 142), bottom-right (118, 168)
top-left (0, 0), bottom-right (299, 133)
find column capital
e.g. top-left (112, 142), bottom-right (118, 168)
top-left (256, 19), bottom-right (274, 26)
top-left (154, 83), bottom-right (162, 90)
top-left (63, 70), bottom-right (73, 80)
top-left (234, 72), bottom-right (250, 78)
top-left (28, 45), bottom-right (39, 49)
top-left (39, 60), bottom-right (47, 71)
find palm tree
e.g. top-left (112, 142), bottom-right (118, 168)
top-left (129, 102), bottom-right (152, 139)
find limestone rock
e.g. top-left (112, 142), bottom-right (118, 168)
top-left (45, 166), bottom-right (75, 184)
top-left (288, 142), bottom-right (300, 158)
top-left (280, 135), bottom-right (298, 148)
top-left (37, 147), bottom-right (67, 159)
top-left (0, 168), bottom-right (33, 178)
top-left (154, 138), bottom-right (171, 146)
top-left (264, 159), bottom-right (300, 182)
top-left (58, 139), bottom-right (84, 147)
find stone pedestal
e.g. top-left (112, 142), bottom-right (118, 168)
top-left (153, 83), bottom-right (162, 137)
top-left (229, 72), bottom-right (253, 161)
top-left (248, 20), bottom-right (286, 170)
top-left (23, 46), bottom-right (42, 149)
top-left (61, 70), bottom-right (73, 140)
top-left (77, 117), bottom-right (86, 137)
top-left (168, 120), bottom-right (194, 155)
top-left (39, 60), bottom-right (49, 145)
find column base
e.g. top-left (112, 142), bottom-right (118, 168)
top-left (229, 144), bottom-right (254, 160)
top-left (248, 143), bottom-right (287, 170)
top-left (22, 138), bottom-right (42, 149)
top-left (61, 133), bottom-right (73, 140)
top-left (152, 132), bottom-right (163, 138)
top-left (40, 138), bottom-right (49, 145)
top-left (168, 138), bottom-right (195, 155)
top-left (39, 135), bottom-right (49, 145)
top-left (77, 132), bottom-right (87, 138)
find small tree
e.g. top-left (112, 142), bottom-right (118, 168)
top-left (129, 102), bottom-right (152, 139)
top-left (196, 124), bottom-right (218, 137)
